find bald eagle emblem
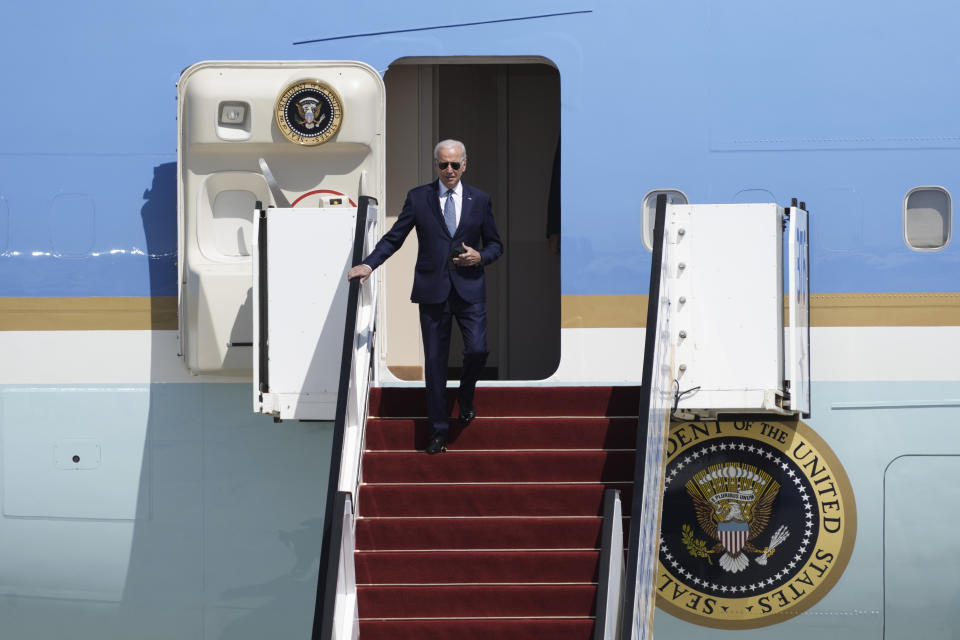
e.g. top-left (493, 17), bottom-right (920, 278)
top-left (295, 97), bottom-right (327, 130)
top-left (683, 463), bottom-right (790, 573)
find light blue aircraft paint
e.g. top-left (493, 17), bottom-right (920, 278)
top-left (0, 0), bottom-right (958, 637)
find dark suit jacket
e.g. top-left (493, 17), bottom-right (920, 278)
top-left (363, 181), bottom-right (503, 304)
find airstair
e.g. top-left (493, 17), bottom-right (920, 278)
top-left (176, 62), bottom-right (810, 640)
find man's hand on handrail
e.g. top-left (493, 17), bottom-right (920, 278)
top-left (347, 264), bottom-right (372, 284)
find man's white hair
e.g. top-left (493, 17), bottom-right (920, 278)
top-left (433, 139), bottom-right (467, 162)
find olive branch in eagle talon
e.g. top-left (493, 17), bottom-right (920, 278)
top-left (681, 523), bottom-right (716, 565)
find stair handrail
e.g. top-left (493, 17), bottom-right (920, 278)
top-left (312, 195), bottom-right (379, 640)
top-left (594, 489), bottom-right (625, 640)
top-left (619, 193), bottom-right (673, 640)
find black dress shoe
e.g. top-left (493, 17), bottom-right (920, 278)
top-left (459, 406), bottom-right (476, 424)
top-left (425, 433), bottom-right (447, 454)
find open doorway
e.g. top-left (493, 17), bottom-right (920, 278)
top-left (382, 58), bottom-right (561, 381)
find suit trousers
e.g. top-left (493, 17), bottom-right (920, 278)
top-left (418, 289), bottom-right (489, 434)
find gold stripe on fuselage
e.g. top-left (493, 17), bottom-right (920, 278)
top-left (561, 292), bottom-right (960, 328)
top-left (0, 293), bottom-right (958, 331)
top-left (0, 297), bottom-right (177, 330)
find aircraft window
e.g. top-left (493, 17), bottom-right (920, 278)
top-left (903, 186), bottom-right (951, 251)
top-left (642, 189), bottom-right (688, 251)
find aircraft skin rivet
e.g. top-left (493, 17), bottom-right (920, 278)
top-left (678, 262), bottom-right (686, 270)
top-left (679, 330), bottom-right (687, 339)
top-left (678, 228), bottom-right (686, 236)
top-left (679, 296), bottom-right (687, 304)
top-left (679, 364), bottom-right (687, 372)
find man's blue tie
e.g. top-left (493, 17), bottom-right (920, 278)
top-left (443, 189), bottom-right (457, 236)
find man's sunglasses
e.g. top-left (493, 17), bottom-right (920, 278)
top-left (437, 162), bottom-right (461, 170)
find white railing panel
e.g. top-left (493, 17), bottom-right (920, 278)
top-left (598, 493), bottom-right (625, 640)
top-left (332, 494), bottom-right (359, 640)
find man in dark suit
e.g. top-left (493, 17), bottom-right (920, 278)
top-left (347, 140), bottom-right (503, 454)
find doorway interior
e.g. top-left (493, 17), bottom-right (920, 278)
top-left (382, 58), bottom-right (561, 381)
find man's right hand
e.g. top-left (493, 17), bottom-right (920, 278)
top-left (347, 264), bottom-right (373, 284)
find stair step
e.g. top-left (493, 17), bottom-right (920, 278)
top-left (369, 386), bottom-right (641, 418)
top-left (356, 517), bottom-right (609, 551)
top-left (365, 417), bottom-right (638, 451)
top-left (362, 450), bottom-right (635, 483)
top-left (359, 483), bottom-right (632, 517)
top-left (358, 618), bottom-right (595, 640)
top-left (356, 550), bottom-right (601, 584)
top-left (357, 584), bottom-right (597, 618)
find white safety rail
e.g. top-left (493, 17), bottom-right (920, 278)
top-left (630, 234), bottom-right (675, 640)
top-left (338, 204), bottom-right (380, 500)
top-left (327, 202), bottom-right (379, 640)
top-left (621, 193), bottom-right (676, 640)
top-left (325, 201), bottom-right (379, 640)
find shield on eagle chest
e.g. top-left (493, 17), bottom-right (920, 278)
top-left (718, 520), bottom-right (750, 555)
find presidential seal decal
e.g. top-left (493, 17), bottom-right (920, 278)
top-left (274, 80), bottom-right (343, 145)
top-left (656, 419), bottom-right (856, 629)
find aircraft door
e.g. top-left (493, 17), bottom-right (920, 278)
top-left (177, 62), bottom-right (385, 377)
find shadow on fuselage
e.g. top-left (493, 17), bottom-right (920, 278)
top-left (99, 162), bottom-right (334, 638)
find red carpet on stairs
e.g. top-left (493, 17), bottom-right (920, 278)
top-left (356, 386), bottom-right (640, 640)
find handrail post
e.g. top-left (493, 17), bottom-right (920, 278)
top-left (256, 204), bottom-right (269, 394)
